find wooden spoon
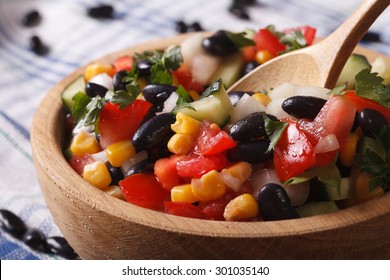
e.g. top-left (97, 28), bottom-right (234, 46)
top-left (228, 0), bottom-right (390, 92)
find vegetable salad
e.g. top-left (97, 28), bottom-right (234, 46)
top-left (62, 25), bottom-right (390, 221)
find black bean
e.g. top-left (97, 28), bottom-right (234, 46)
top-left (0, 209), bottom-right (27, 238)
top-left (258, 183), bottom-right (300, 221)
top-left (30, 35), bottom-right (49, 56)
top-left (136, 60), bottom-right (154, 77)
top-left (227, 139), bottom-right (272, 163)
top-left (358, 108), bottom-right (388, 138)
top-left (142, 84), bottom-right (178, 105)
top-left (43, 236), bottom-right (78, 259)
top-left (113, 70), bottom-right (129, 91)
top-left (282, 96), bottom-right (327, 120)
top-left (228, 91), bottom-right (254, 106)
top-left (240, 61), bottom-right (259, 77)
top-left (23, 228), bottom-right (46, 250)
top-left (106, 162), bottom-right (124, 185)
top-left (87, 4), bottom-right (114, 19)
top-left (175, 20), bottom-right (187, 33)
top-left (124, 160), bottom-right (154, 178)
top-left (132, 113), bottom-right (176, 150)
top-left (189, 21), bottom-right (203, 32)
top-left (361, 31), bottom-right (381, 42)
top-left (228, 4), bottom-right (250, 20)
top-left (229, 112), bottom-right (277, 141)
top-left (85, 82), bottom-right (108, 97)
top-left (21, 10), bottom-right (41, 27)
top-left (202, 30), bottom-right (238, 57)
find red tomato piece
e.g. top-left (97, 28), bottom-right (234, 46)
top-left (119, 173), bottom-right (168, 210)
top-left (254, 29), bottom-right (286, 57)
top-left (344, 90), bottom-right (390, 122)
top-left (274, 120), bottom-right (316, 181)
top-left (113, 55), bottom-right (133, 72)
top-left (176, 153), bottom-right (228, 178)
top-left (154, 155), bottom-right (185, 191)
top-left (242, 46), bottom-right (257, 62)
top-left (68, 154), bottom-right (95, 175)
top-left (171, 66), bottom-right (204, 93)
top-left (201, 191), bottom-right (234, 220)
top-left (193, 121), bottom-right (237, 155)
top-left (283, 26), bottom-right (316, 46)
top-left (164, 202), bottom-right (205, 219)
top-left (98, 100), bottom-right (152, 149)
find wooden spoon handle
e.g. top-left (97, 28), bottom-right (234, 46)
top-left (315, 0), bottom-right (390, 88)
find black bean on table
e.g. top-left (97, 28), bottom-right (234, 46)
top-left (361, 31), bottom-right (381, 42)
top-left (0, 209), bottom-right (27, 238)
top-left (132, 113), bottom-right (176, 151)
top-left (22, 228), bottom-right (46, 250)
top-left (257, 183), bottom-right (300, 221)
top-left (21, 10), bottom-right (42, 27)
top-left (142, 84), bottom-right (178, 105)
top-left (175, 20), bottom-right (188, 33)
top-left (43, 236), bottom-right (78, 259)
top-left (87, 4), bottom-right (114, 19)
top-left (229, 112), bottom-right (277, 141)
top-left (358, 108), bottom-right (388, 138)
top-left (85, 82), bottom-right (108, 98)
top-left (227, 139), bottom-right (272, 164)
top-left (282, 95), bottom-right (327, 120)
top-left (228, 3), bottom-right (250, 20)
top-left (202, 30), bottom-right (239, 57)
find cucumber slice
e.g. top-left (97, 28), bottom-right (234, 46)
top-left (326, 177), bottom-right (351, 201)
top-left (371, 56), bottom-right (390, 84)
top-left (296, 201), bottom-right (339, 217)
top-left (211, 53), bottom-right (244, 88)
top-left (173, 79), bottom-right (233, 127)
top-left (336, 53), bottom-right (371, 89)
top-left (61, 75), bottom-right (86, 111)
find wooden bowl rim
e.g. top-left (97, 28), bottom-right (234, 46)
top-left (31, 32), bottom-right (390, 238)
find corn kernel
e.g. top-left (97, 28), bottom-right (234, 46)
top-left (103, 185), bottom-right (125, 200)
top-left (137, 77), bottom-right (148, 90)
top-left (252, 92), bottom-right (271, 107)
top-left (339, 133), bottom-right (360, 167)
top-left (171, 112), bottom-right (201, 138)
top-left (171, 184), bottom-right (198, 203)
top-left (220, 162), bottom-right (252, 192)
top-left (84, 63), bottom-right (115, 81)
top-left (255, 50), bottom-right (275, 64)
top-left (70, 131), bottom-right (101, 157)
top-left (191, 170), bottom-right (226, 202)
top-left (223, 193), bottom-right (258, 221)
top-left (106, 140), bottom-right (136, 167)
top-left (167, 133), bottom-right (194, 155)
top-left (83, 161), bottom-right (112, 189)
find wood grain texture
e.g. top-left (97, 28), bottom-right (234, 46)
top-left (31, 33), bottom-right (390, 259)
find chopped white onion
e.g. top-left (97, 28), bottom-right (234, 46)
top-left (314, 133), bottom-right (339, 153)
top-left (191, 53), bottom-right (221, 85)
top-left (230, 94), bottom-right (266, 123)
top-left (268, 82), bottom-right (296, 101)
top-left (89, 73), bottom-right (113, 91)
top-left (294, 85), bottom-right (330, 100)
top-left (265, 97), bottom-right (291, 120)
top-left (282, 181), bottom-right (310, 206)
top-left (180, 33), bottom-right (205, 70)
top-left (161, 91), bottom-right (179, 113)
top-left (249, 168), bottom-right (280, 199)
top-left (91, 150), bottom-right (108, 163)
top-left (121, 151), bottom-right (148, 175)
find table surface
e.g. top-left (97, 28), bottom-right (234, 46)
top-left (1, 0), bottom-right (389, 260)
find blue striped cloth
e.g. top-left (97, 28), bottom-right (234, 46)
top-left (1, 0), bottom-right (389, 260)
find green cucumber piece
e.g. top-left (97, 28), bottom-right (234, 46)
top-left (61, 75), bottom-right (86, 111)
top-left (173, 79), bottom-right (233, 127)
top-left (296, 201), bottom-right (339, 218)
top-left (336, 53), bottom-right (371, 89)
top-left (211, 53), bottom-right (244, 88)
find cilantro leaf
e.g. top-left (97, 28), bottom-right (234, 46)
top-left (279, 31), bottom-right (307, 53)
top-left (355, 69), bottom-right (390, 108)
top-left (83, 96), bottom-right (105, 127)
top-left (225, 31), bottom-right (255, 48)
top-left (111, 74), bottom-right (141, 109)
top-left (327, 84), bottom-right (347, 96)
top-left (71, 92), bottom-right (91, 122)
top-left (174, 85), bottom-right (195, 111)
top-left (264, 115), bottom-right (288, 153)
top-left (163, 46), bottom-right (183, 71)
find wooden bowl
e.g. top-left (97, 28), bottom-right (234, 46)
top-left (31, 33), bottom-right (390, 259)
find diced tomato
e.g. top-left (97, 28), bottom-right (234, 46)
top-left (98, 100), bottom-right (152, 149)
top-left (119, 173), bottom-right (168, 210)
top-left (113, 55), bottom-right (133, 72)
top-left (193, 121), bottom-right (237, 155)
top-left (68, 154), bottom-right (95, 175)
top-left (274, 120), bottom-right (316, 181)
top-left (201, 191), bottom-right (234, 220)
top-left (176, 153), bottom-right (229, 178)
top-left (171, 66), bottom-right (204, 93)
top-left (242, 46), bottom-right (257, 62)
top-left (253, 29), bottom-right (286, 57)
top-left (154, 155), bottom-right (185, 191)
top-left (283, 26), bottom-right (316, 46)
top-left (164, 202), bottom-right (205, 219)
top-left (344, 90), bottom-right (390, 122)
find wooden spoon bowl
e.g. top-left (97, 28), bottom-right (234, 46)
top-left (31, 33), bottom-right (390, 259)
